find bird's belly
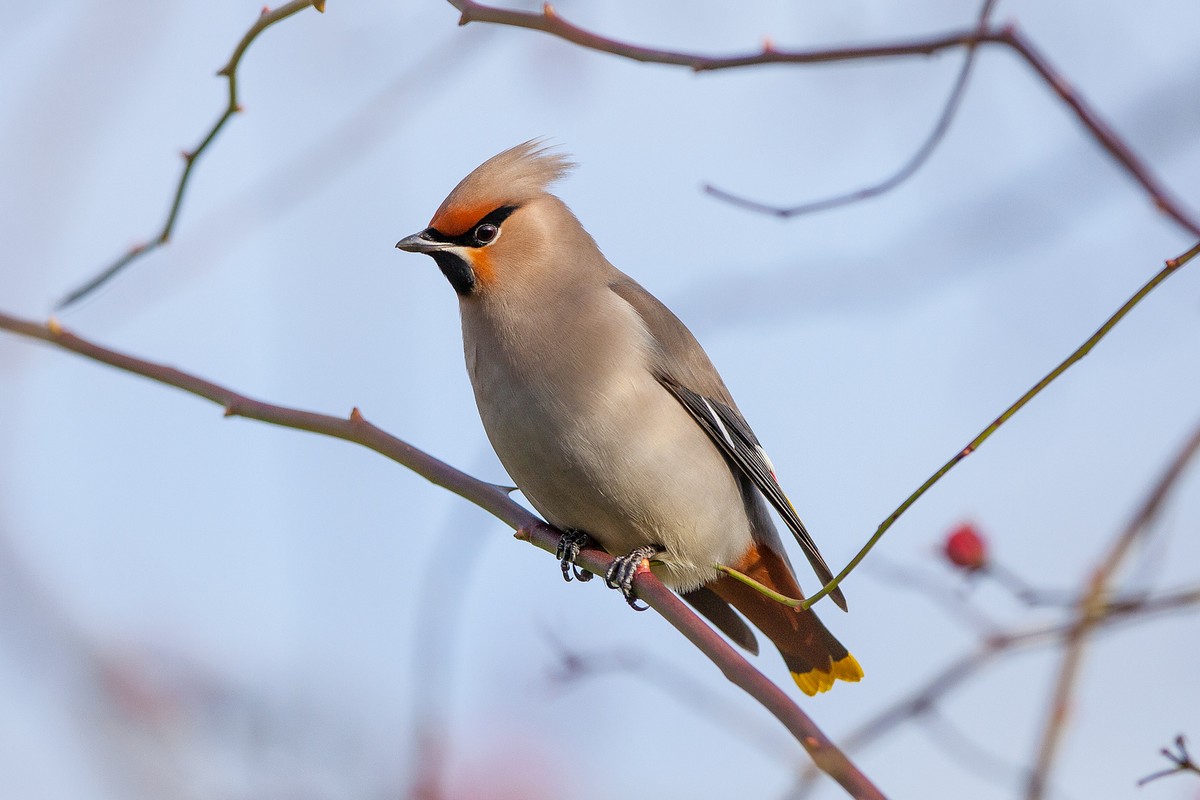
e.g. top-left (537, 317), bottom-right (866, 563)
top-left (472, 357), bottom-right (751, 590)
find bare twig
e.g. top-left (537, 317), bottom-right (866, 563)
top-left (721, 241), bottom-right (1200, 609)
top-left (447, 1), bottom-right (1200, 235)
top-left (1137, 735), bottom-right (1200, 786)
top-left (704, 0), bottom-right (996, 217)
top-left (1026, 418), bottom-right (1200, 799)
top-left (0, 310), bottom-right (884, 799)
top-left (55, 0), bottom-right (327, 310)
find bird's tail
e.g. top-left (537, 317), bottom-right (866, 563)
top-left (709, 542), bottom-right (863, 696)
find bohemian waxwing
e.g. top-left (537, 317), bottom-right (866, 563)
top-left (396, 141), bottom-right (862, 695)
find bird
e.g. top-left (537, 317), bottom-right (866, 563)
top-left (395, 141), bottom-right (862, 695)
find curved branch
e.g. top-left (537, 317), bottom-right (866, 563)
top-left (447, 1), bottom-right (1200, 235)
top-left (719, 241), bottom-right (1200, 610)
top-left (0, 310), bottom-right (884, 799)
top-left (449, 0), bottom-right (990, 69)
top-left (704, 0), bottom-right (995, 218)
top-left (55, 0), bottom-right (326, 310)
top-left (701, 45), bottom-right (975, 217)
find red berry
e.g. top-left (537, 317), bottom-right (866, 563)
top-left (945, 523), bottom-right (988, 571)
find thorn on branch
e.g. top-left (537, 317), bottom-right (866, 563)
top-left (261, 6), bottom-right (271, 15)
top-left (762, 37), bottom-right (776, 55)
top-left (180, 149), bottom-right (194, 162)
top-left (46, 317), bottom-right (64, 337)
top-left (233, 103), bottom-right (245, 113)
top-left (312, 0), bottom-right (325, 12)
top-left (349, 406), bottom-right (365, 423)
top-left (223, 402), bottom-right (239, 417)
top-left (542, 3), bottom-right (557, 19)
top-left (1165, 241), bottom-right (1200, 270)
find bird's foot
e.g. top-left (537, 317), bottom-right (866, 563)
top-left (555, 528), bottom-right (594, 583)
top-left (605, 545), bottom-right (662, 611)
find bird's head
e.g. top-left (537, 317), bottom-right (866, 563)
top-left (396, 140), bottom-right (590, 297)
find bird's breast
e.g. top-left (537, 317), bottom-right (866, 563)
top-left (459, 289), bottom-right (752, 588)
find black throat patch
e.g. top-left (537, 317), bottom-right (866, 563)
top-left (431, 251), bottom-right (475, 296)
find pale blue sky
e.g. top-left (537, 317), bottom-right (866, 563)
top-left (2, 1), bottom-right (1199, 798)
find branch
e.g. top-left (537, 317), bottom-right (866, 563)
top-left (0, 310), bottom-right (883, 799)
top-left (788, 584), bottom-right (1200, 798)
top-left (1025, 417), bottom-right (1200, 799)
top-left (447, 1), bottom-right (1200, 235)
top-left (722, 241), bottom-right (1200, 609)
top-left (518, 522), bottom-right (882, 798)
top-left (55, 0), bottom-right (327, 310)
top-left (704, 0), bottom-right (995, 218)
top-left (788, 625), bottom-right (1057, 799)
top-left (1138, 736), bottom-right (1200, 786)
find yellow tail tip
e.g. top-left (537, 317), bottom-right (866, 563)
top-left (791, 654), bottom-right (864, 696)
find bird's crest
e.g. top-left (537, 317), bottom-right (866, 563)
top-left (428, 140), bottom-right (575, 236)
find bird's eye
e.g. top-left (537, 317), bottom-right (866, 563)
top-left (474, 223), bottom-right (499, 245)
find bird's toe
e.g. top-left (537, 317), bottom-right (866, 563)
top-left (555, 528), bottom-right (594, 583)
top-left (604, 544), bottom-right (662, 611)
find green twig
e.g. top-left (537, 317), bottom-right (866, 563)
top-left (720, 241), bottom-right (1200, 610)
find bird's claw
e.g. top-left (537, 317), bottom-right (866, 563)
top-left (556, 528), bottom-right (594, 583)
top-left (604, 545), bottom-right (661, 611)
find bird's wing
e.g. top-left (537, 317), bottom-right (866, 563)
top-left (608, 277), bottom-right (847, 612)
top-left (657, 376), bottom-right (846, 611)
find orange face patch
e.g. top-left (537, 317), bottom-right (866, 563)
top-left (429, 202), bottom-right (496, 238)
top-left (465, 247), bottom-right (495, 286)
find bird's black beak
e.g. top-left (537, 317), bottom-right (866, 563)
top-left (395, 230), bottom-right (452, 254)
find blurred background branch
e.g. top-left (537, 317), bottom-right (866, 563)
top-left (1137, 736), bottom-right (1200, 787)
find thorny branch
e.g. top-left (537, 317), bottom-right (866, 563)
top-left (0, 309), bottom-right (884, 800)
top-left (16, 6), bottom-right (1200, 792)
top-left (55, 0), bottom-right (327, 310)
top-left (447, 1), bottom-right (1200, 234)
top-left (57, 2), bottom-right (1197, 309)
top-left (8, 244), bottom-right (1197, 795)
